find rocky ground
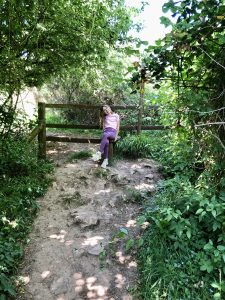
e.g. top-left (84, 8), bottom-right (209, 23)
top-left (19, 142), bottom-right (162, 300)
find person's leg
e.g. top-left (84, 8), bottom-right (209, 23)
top-left (100, 128), bottom-right (116, 168)
top-left (100, 132), bottom-right (109, 158)
top-left (100, 128), bottom-right (116, 159)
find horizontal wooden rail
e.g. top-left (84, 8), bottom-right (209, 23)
top-left (46, 123), bottom-right (168, 130)
top-left (46, 136), bottom-right (101, 143)
top-left (46, 123), bottom-right (100, 129)
top-left (122, 125), bottom-right (168, 130)
top-left (28, 124), bottom-right (43, 142)
top-left (45, 103), bottom-right (159, 110)
top-left (45, 104), bottom-right (136, 109)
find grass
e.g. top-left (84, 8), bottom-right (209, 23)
top-left (138, 231), bottom-right (213, 300)
top-left (92, 167), bottom-right (108, 179)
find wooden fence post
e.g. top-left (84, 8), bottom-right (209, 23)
top-left (137, 79), bottom-right (145, 134)
top-left (38, 102), bottom-right (46, 159)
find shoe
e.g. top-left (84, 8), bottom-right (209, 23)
top-left (101, 159), bottom-right (108, 169)
top-left (92, 151), bottom-right (102, 162)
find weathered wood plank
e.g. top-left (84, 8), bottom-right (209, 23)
top-left (45, 103), bottom-right (138, 109)
top-left (45, 103), bottom-right (160, 110)
top-left (28, 124), bottom-right (43, 142)
top-left (46, 123), bottom-right (167, 130)
top-left (46, 124), bottom-right (100, 129)
top-left (46, 136), bottom-right (102, 143)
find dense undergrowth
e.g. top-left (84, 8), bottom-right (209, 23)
top-left (0, 118), bottom-right (53, 299)
top-left (117, 129), bottom-right (225, 299)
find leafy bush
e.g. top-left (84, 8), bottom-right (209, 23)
top-left (0, 139), bottom-right (52, 298)
top-left (137, 128), bottom-right (225, 299)
top-left (138, 175), bottom-right (225, 299)
top-left (0, 108), bottom-right (53, 298)
top-left (115, 132), bottom-right (164, 159)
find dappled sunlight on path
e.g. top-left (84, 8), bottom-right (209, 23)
top-left (19, 143), bottom-right (161, 300)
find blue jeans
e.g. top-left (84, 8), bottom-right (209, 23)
top-left (100, 127), bottom-right (117, 159)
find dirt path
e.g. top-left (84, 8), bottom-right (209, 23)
top-left (19, 142), bottom-right (161, 300)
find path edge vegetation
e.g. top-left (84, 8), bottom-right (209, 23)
top-left (128, 1), bottom-right (225, 299)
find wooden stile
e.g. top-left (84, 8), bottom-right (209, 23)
top-left (27, 102), bottom-right (168, 160)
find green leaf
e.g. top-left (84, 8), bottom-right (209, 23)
top-left (141, 40), bottom-right (149, 46)
top-left (186, 229), bottom-right (191, 239)
top-left (125, 238), bottom-right (134, 252)
top-left (160, 16), bottom-right (172, 27)
top-left (217, 245), bottom-right (225, 251)
top-left (0, 274), bottom-right (16, 296)
top-left (200, 260), bottom-right (213, 273)
top-left (213, 292), bottom-right (221, 299)
top-left (196, 208), bottom-right (204, 214)
top-left (213, 221), bottom-right (221, 231)
top-left (127, 66), bottom-right (135, 72)
top-left (211, 282), bottom-right (220, 289)
top-left (212, 210), bottom-right (217, 218)
top-left (204, 241), bottom-right (213, 251)
top-left (137, 238), bottom-right (144, 248)
top-left (119, 228), bottom-right (128, 235)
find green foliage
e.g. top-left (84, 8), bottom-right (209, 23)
top-left (92, 167), bottom-right (108, 179)
top-left (138, 231), bottom-right (214, 300)
top-left (0, 142), bottom-right (52, 298)
top-left (135, 3), bottom-right (225, 295)
top-left (46, 50), bottom-right (133, 105)
top-left (137, 127), bottom-right (225, 299)
top-left (139, 173), bottom-right (225, 299)
top-left (0, 112), bottom-right (52, 298)
top-left (133, 84), bottom-right (225, 300)
top-left (115, 133), bottom-right (155, 158)
top-left (0, 0), bottom-right (136, 95)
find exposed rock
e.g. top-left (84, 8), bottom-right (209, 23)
top-left (70, 207), bottom-right (99, 228)
top-left (142, 164), bottom-right (153, 169)
top-left (133, 168), bottom-right (145, 175)
top-left (86, 243), bottom-right (104, 256)
top-left (108, 193), bottom-right (123, 207)
top-left (50, 277), bottom-right (68, 295)
top-left (145, 173), bottom-right (154, 179)
top-left (110, 173), bottom-right (131, 186)
top-left (72, 248), bottom-right (85, 258)
top-left (52, 182), bottom-right (58, 189)
top-left (135, 183), bottom-right (156, 193)
top-left (77, 171), bottom-right (89, 180)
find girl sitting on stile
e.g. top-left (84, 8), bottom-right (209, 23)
top-left (93, 105), bottom-right (120, 168)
